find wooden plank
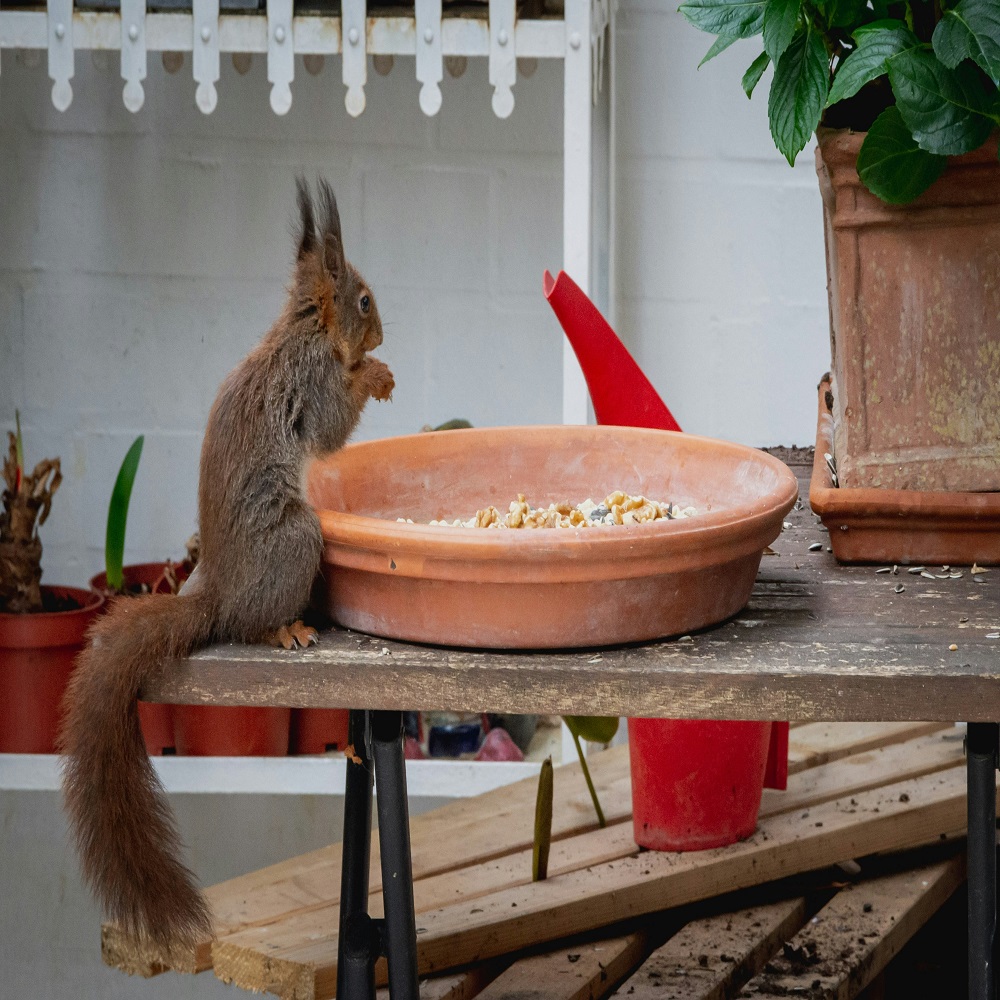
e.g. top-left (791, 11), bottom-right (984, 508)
top-left (376, 960), bottom-right (506, 1000)
top-left (104, 743), bottom-right (633, 975)
top-left (475, 930), bottom-right (649, 1000)
top-left (786, 722), bottom-right (953, 775)
top-left (739, 854), bottom-right (966, 998)
top-left (614, 896), bottom-right (811, 1000)
top-left (208, 724), bottom-right (965, 989)
top-left (107, 721), bottom-right (939, 976)
top-left (212, 766), bottom-right (991, 998)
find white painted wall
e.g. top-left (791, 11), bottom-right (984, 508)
top-left (0, 3), bottom-right (830, 997)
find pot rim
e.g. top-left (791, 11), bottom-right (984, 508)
top-left (315, 426), bottom-right (800, 576)
top-left (0, 585), bottom-right (104, 649)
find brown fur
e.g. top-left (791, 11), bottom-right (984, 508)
top-left (59, 177), bottom-right (392, 961)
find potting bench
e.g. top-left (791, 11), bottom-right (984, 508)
top-left (140, 448), bottom-right (1000, 1000)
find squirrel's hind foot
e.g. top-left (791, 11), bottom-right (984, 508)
top-left (268, 621), bottom-right (319, 650)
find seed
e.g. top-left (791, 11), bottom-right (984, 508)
top-left (893, 565), bottom-right (899, 575)
top-left (876, 566), bottom-right (891, 574)
top-left (971, 564), bottom-right (988, 575)
top-left (987, 633), bottom-right (1000, 640)
top-left (920, 572), bottom-right (936, 580)
top-left (783, 522), bottom-right (793, 530)
top-left (809, 542), bottom-right (823, 552)
top-left (949, 644), bottom-right (958, 651)
top-left (935, 573), bottom-right (951, 580)
top-left (976, 576), bottom-right (988, 584)
top-left (960, 616), bottom-right (969, 623)
top-left (950, 572), bottom-right (963, 579)
top-left (894, 584), bottom-right (905, 594)
top-left (942, 565), bottom-right (951, 572)
top-left (907, 566), bottom-right (926, 574)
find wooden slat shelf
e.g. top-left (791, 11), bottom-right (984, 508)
top-left (142, 451), bottom-right (1000, 722)
top-left (104, 722), bottom-right (993, 998)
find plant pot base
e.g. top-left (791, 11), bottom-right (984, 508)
top-left (810, 376), bottom-right (1000, 565)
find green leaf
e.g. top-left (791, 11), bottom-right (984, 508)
top-left (768, 24), bottom-right (831, 164)
top-left (699, 33), bottom-right (740, 67)
top-left (819, 0), bottom-right (869, 29)
top-left (888, 46), bottom-right (998, 155)
top-left (563, 715), bottom-right (620, 744)
top-left (678, 0), bottom-right (766, 39)
top-left (857, 104), bottom-right (949, 203)
top-left (432, 419), bottom-right (473, 431)
top-left (932, 0), bottom-right (1000, 86)
top-left (827, 21), bottom-right (919, 106)
top-left (743, 51), bottom-right (772, 95)
top-left (763, 0), bottom-right (801, 62)
top-left (105, 435), bottom-right (144, 592)
top-left (531, 756), bottom-right (553, 882)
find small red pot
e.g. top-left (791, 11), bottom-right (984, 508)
top-left (89, 562), bottom-right (192, 756)
top-left (0, 586), bottom-right (104, 754)
top-left (173, 705), bottom-right (292, 756)
top-left (628, 718), bottom-right (773, 852)
top-left (290, 709), bottom-right (350, 754)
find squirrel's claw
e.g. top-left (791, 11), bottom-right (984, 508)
top-left (268, 621), bottom-right (320, 650)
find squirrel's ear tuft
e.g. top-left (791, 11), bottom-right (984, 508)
top-left (322, 232), bottom-right (345, 285)
top-left (316, 178), bottom-right (343, 251)
top-left (295, 176), bottom-right (317, 261)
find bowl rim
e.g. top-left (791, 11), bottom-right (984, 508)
top-left (312, 425), bottom-right (800, 562)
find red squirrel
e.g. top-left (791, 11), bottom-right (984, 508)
top-left (60, 178), bottom-right (394, 959)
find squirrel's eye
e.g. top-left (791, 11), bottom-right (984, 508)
top-left (359, 294), bottom-right (371, 315)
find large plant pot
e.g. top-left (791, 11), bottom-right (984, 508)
top-left (89, 562), bottom-right (192, 756)
top-left (0, 586), bottom-right (104, 753)
top-left (173, 706), bottom-right (291, 756)
top-left (816, 130), bottom-right (1000, 493)
top-left (628, 718), bottom-right (772, 852)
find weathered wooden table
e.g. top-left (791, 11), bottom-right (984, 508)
top-left (143, 449), bottom-right (1000, 1000)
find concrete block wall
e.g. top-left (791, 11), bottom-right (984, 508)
top-left (1, 1), bottom-right (828, 588)
top-left (0, 4), bottom-right (830, 997)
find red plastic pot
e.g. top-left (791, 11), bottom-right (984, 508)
top-left (0, 586), bottom-right (104, 754)
top-left (89, 563), bottom-right (192, 756)
top-left (628, 719), bottom-right (773, 851)
top-left (173, 705), bottom-right (291, 756)
top-left (544, 268), bottom-right (787, 851)
top-left (290, 709), bottom-right (350, 755)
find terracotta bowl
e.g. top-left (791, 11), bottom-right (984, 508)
top-left (308, 426), bottom-right (798, 649)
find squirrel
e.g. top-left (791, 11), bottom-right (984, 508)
top-left (59, 177), bottom-right (394, 961)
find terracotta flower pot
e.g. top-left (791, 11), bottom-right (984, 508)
top-left (308, 425), bottom-right (798, 649)
top-left (89, 562), bottom-right (193, 756)
top-left (0, 586), bottom-right (104, 754)
top-left (173, 705), bottom-right (292, 757)
top-left (816, 130), bottom-right (1000, 493)
top-left (290, 708), bottom-right (350, 755)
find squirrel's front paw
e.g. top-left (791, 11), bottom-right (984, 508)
top-left (364, 358), bottom-right (395, 402)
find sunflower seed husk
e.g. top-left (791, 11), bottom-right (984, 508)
top-left (971, 564), bottom-right (988, 575)
top-left (986, 633), bottom-right (1000, 639)
top-left (809, 542), bottom-right (823, 552)
top-left (976, 575), bottom-right (988, 584)
top-left (907, 566), bottom-right (926, 574)
top-left (935, 573), bottom-right (951, 580)
top-left (894, 584), bottom-right (905, 594)
top-left (950, 572), bottom-right (963, 579)
top-left (876, 567), bottom-right (892, 574)
top-left (921, 571), bottom-right (936, 580)
top-left (892, 565), bottom-right (899, 575)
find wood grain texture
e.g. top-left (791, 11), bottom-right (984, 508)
top-left (142, 454), bottom-right (1000, 722)
top-left (738, 854), bottom-right (965, 998)
top-left (613, 896), bottom-right (811, 1000)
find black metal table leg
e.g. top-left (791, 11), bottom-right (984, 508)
top-left (371, 710), bottom-right (420, 1000)
top-left (338, 710), bottom-right (376, 1000)
top-left (968, 722), bottom-right (999, 1000)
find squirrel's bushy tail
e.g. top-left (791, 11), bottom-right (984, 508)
top-left (60, 593), bottom-right (215, 958)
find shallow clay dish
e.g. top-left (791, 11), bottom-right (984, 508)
top-left (307, 426), bottom-right (798, 649)
top-left (810, 377), bottom-right (1000, 565)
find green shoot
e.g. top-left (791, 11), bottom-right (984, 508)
top-left (105, 436), bottom-right (144, 592)
top-left (563, 716), bottom-right (620, 828)
top-left (532, 756), bottom-right (553, 881)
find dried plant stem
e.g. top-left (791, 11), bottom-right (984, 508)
top-left (1, 431), bottom-right (62, 613)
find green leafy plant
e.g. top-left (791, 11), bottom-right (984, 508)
top-left (563, 715), bottom-right (620, 828)
top-left (104, 436), bottom-right (144, 593)
top-left (679, 0), bottom-right (1000, 203)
